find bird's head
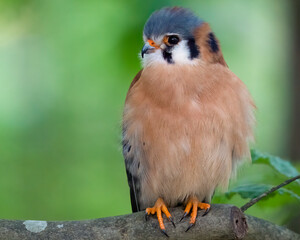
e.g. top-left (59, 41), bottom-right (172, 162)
top-left (141, 7), bottom-right (227, 67)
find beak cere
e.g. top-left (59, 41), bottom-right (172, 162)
top-left (141, 43), bottom-right (156, 58)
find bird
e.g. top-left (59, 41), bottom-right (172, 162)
top-left (122, 7), bottom-right (255, 236)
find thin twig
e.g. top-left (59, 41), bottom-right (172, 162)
top-left (240, 175), bottom-right (300, 212)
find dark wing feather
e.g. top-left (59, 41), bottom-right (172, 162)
top-left (123, 70), bottom-right (143, 212)
top-left (125, 163), bottom-right (141, 212)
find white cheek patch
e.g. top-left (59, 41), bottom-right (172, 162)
top-left (140, 50), bottom-right (166, 68)
top-left (172, 40), bottom-right (197, 65)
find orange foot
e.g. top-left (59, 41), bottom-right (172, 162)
top-left (179, 196), bottom-right (211, 232)
top-left (145, 198), bottom-right (176, 237)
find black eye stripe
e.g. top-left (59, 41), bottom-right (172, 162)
top-left (187, 38), bottom-right (200, 59)
top-left (162, 49), bottom-right (173, 64)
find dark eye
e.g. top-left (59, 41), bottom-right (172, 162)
top-left (167, 35), bottom-right (180, 45)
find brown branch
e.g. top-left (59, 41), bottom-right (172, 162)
top-left (0, 204), bottom-right (299, 240)
top-left (241, 175), bottom-right (300, 212)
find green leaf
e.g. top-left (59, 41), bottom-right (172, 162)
top-left (251, 149), bottom-right (299, 178)
top-left (226, 184), bottom-right (270, 199)
top-left (281, 188), bottom-right (300, 201)
top-left (226, 184), bottom-right (300, 201)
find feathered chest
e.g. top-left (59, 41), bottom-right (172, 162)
top-left (123, 63), bottom-right (242, 155)
top-left (124, 63), bottom-right (239, 126)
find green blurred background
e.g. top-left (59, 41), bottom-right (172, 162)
top-left (0, 0), bottom-right (299, 231)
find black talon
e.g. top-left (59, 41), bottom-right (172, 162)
top-left (161, 229), bottom-right (169, 237)
top-left (202, 208), bottom-right (211, 217)
top-left (168, 217), bottom-right (176, 228)
top-left (145, 212), bottom-right (149, 221)
top-left (179, 212), bottom-right (188, 222)
top-left (185, 223), bottom-right (195, 232)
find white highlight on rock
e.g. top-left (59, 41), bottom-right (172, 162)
top-left (23, 220), bottom-right (47, 233)
top-left (57, 224), bottom-right (64, 228)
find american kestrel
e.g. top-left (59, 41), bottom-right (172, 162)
top-left (122, 7), bottom-right (255, 236)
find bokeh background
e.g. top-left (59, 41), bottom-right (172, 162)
top-left (0, 0), bottom-right (299, 233)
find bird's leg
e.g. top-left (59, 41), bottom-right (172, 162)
top-left (179, 196), bottom-right (211, 232)
top-left (145, 198), bottom-right (175, 237)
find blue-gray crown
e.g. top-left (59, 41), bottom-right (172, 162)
top-left (143, 7), bottom-right (203, 39)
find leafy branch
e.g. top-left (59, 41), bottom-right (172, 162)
top-left (240, 175), bottom-right (300, 212)
top-left (224, 150), bottom-right (300, 211)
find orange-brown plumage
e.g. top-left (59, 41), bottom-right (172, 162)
top-left (122, 7), bottom-right (255, 234)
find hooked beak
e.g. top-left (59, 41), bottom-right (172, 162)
top-left (141, 42), bottom-right (156, 58)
